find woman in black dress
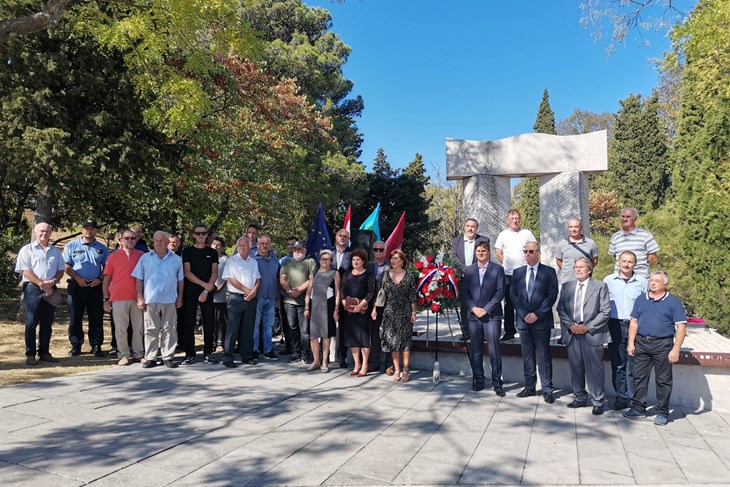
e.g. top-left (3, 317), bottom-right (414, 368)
top-left (340, 248), bottom-right (376, 376)
top-left (372, 249), bottom-right (417, 382)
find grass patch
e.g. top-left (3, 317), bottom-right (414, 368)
top-left (0, 292), bottom-right (119, 388)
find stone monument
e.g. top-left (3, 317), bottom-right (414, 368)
top-left (446, 131), bottom-right (608, 264)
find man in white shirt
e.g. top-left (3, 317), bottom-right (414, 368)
top-left (495, 209), bottom-right (537, 341)
top-left (15, 222), bottom-right (65, 365)
top-left (221, 237), bottom-right (261, 367)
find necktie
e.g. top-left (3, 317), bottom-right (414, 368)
top-left (527, 267), bottom-right (535, 301)
top-left (574, 283), bottom-right (585, 323)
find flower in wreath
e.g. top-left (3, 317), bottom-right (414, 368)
top-left (410, 251), bottom-right (461, 313)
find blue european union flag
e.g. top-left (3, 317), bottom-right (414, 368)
top-left (306, 202), bottom-right (331, 259)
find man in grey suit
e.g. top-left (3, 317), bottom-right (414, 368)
top-left (451, 218), bottom-right (490, 341)
top-left (557, 258), bottom-right (611, 415)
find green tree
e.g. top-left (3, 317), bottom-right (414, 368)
top-left (0, 2), bottom-right (177, 234)
top-left (557, 108), bottom-right (615, 137)
top-left (607, 93), bottom-right (670, 212)
top-left (424, 164), bottom-right (463, 252)
top-left (352, 149), bottom-right (435, 256)
top-left (668, 0), bottom-right (730, 333)
top-left (514, 89), bottom-right (555, 239)
top-left (397, 153), bottom-right (436, 256)
top-left (239, 0), bottom-right (364, 159)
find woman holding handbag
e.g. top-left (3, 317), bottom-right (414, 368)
top-left (372, 249), bottom-right (418, 382)
top-left (340, 248), bottom-right (376, 376)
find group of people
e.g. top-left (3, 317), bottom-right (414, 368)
top-left (14, 221), bottom-right (420, 383)
top-left (453, 208), bottom-right (685, 426)
top-left (15, 206), bottom-right (686, 424)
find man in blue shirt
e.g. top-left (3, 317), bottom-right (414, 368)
top-left (603, 251), bottom-right (647, 410)
top-left (15, 222), bottom-right (66, 365)
top-left (623, 271), bottom-right (687, 426)
top-left (254, 235), bottom-right (280, 361)
top-left (132, 231), bottom-right (184, 368)
top-left (63, 219), bottom-right (109, 357)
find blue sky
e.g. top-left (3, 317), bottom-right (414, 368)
top-left (305, 0), bottom-right (694, 177)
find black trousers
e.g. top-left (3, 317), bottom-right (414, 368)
top-left (213, 302), bottom-right (227, 347)
top-left (502, 275), bottom-right (516, 337)
top-left (182, 289), bottom-right (215, 356)
top-left (68, 285), bottom-right (104, 349)
top-left (224, 294), bottom-right (257, 362)
top-left (631, 334), bottom-right (674, 416)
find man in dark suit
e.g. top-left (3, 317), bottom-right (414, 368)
top-left (509, 241), bottom-right (559, 404)
top-left (451, 218), bottom-right (490, 341)
top-left (557, 258), bottom-right (611, 415)
top-left (332, 229), bottom-right (352, 273)
top-left (332, 228), bottom-right (351, 368)
top-left (462, 241), bottom-right (506, 395)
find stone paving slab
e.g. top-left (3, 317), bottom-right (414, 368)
top-left (1, 358), bottom-right (730, 486)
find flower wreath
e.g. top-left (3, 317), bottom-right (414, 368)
top-left (412, 252), bottom-right (461, 313)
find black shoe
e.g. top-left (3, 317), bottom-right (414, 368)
top-left (499, 334), bottom-right (515, 342)
top-left (109, 347), bottom-right (118, 355)
top-left (142, 360), bottom-right (156, 368)
top-left (302, 356), bottom-right (313, 365)
top-left (494, 386), bottom-right (506, 397)
top-left (612, 399), bottom-right (629, 410)
top-left (246, 358), bottom-right (258, 365)
top-left (25, 356), bottom-right (38, 366)
top-left (203, 354), bottom-right (218, 364)
top-left (288, 355), bottom-right (301, 363)
top-left (223, 361), bottom-right (237, 368)
top-left (592, 405), bottom-right (604, 416)
top-left (622, 408), bottom-right (646, 420)
top-left (68, 347), bottom-right (81, 357)
top-left (516, 388), bottom-right (536, 398)
top-left (163, 359), bottom-right (177, 368)
top-left (181, 356), bottom-right (195, 365)
top-left (543, 392), bottom-right (555, 404)
top-left (567, 400), bottom-right (587, 408)
top-left (472, 381), bottom-right (485, 392)
top-left (253, 351), bottom-right (260, 360)
top-left (91, 346), bottom-right (104, 358)
top-left (263, 351), bottom-right (278, 360)
top-left (339, 360), bottom-right (347, 368)
top-left (38, 353), bottom-right (59, 363)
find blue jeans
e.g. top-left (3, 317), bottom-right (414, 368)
top-left (607, 318), bottom-right (634, 401)
top-left (254, 298), bottom-right (276, 354)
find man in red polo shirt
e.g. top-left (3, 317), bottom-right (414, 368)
top-left (103, 229), bottom-right (145, 365)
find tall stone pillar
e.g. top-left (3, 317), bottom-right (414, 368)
top-left (538, 171), bottom-right (590, 264)
top-left (462, 174), bottom-right (511, 249)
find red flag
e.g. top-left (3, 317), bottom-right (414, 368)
top-left (385, 211), bottom-right (406, 255)
top-left (342, 205), bottom-right (351, 234)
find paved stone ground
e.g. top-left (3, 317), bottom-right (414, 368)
top-left (1, 356), bottom-right (730, 486)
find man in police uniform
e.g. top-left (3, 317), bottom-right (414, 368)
top-left (64, 219), bottom-right (109, 357)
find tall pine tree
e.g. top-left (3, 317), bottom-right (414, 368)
top-left (608, 93), bottom-right (670, 212)
top-left (514, 88), bottom-right (555, 239)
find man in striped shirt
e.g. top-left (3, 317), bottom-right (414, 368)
top-left (608, 207), bottom-right (659, 278)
